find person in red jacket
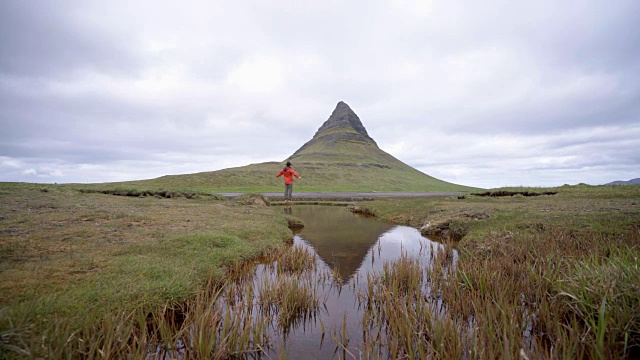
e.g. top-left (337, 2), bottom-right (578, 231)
top-left (276, 161), bottom-right (300, 201)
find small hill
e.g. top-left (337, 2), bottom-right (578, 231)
top-left (109, 102), bottom-right (478, 192)
top-left (605, 178), bottom-right (640, 185)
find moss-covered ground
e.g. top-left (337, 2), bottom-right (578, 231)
top-left (362, 184), bottom-right (640, 240)
top-left (0, 183), bottom-right (291, 358)
top-left (1, 182), bottom-right (639, 358)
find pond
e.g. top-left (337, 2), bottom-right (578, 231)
top-left (264, 206), bottom-right (457, 358)
top-left (149, 205), bottom-right (458, 359)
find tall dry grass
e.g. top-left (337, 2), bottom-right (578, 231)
top-left (0, 244), bottom-right (326, 359)
top-left (3, 227), bottom-right (638, 359)
top-left (358, 225), bottom-right (640, 359)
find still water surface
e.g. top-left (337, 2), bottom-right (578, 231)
top-left (266, 206), bottom-right (456, 358)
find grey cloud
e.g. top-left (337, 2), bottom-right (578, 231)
top-left (1, 0), bottom-right (638, 187)
top-left (462, 89), bottom-right (640, 135)
top-left (408, 0), bottom-right (640, 71)
top-left (522, 1), bottom-right (640, 71)
top-left (1, 85), bottom-right (287, 166)
top-left (0, 1), bottom-right (141, 79)
top-left (378, 1), bottom-right (640, 136)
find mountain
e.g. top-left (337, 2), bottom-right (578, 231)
top-left (605, 178), bottom-right (640, 185)
top-left (279, 101), bottom-right (472, 191)
top-left (290, 101), bottom-right (378, 161)
top-left (110, 102), bottom-right (478, 192)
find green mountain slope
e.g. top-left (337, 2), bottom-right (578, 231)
top-left (110, 102), bottom-right (478, 192)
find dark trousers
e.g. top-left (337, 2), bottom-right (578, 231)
top-left (284, 184), bottom-right (293, 200)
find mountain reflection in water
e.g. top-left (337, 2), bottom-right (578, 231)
top-left (288, 206), bottom-right (394, 281)
top-left (257, 205), bottom-right (454, 359)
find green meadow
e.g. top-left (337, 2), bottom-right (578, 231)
top-left (69, 159), bottom-right (478, 193)
top-left (1, 182), bottom-right (639, 358)
top-left (0, 183), bottom-right (291, 358)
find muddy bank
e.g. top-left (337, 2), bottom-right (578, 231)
top-left (471, 190), bottom-right (557, 197)
top-left (78, 188), bottom-right (222, 199)
top-left (271, 196), bottom-right (374, 202)
top-left (349, 205), bottom-right (376, 216)
top-left (345, 204), bottom-right (491, 242)
top-left (420, 220), bottom-right (470, 241)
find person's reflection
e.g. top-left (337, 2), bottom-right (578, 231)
top-left (283, 206), bottom-right (292, 215)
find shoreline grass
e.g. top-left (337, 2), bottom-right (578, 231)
top-left (354, 184), bottom-right (640, 358)
top-left (2, 182), bottom-right (639, 358)
top-left (360, 184), bottom-right (640, 240)
top-left (0, 184), bottom-right (292, 358)
top-left (356, 226), bottom-right (639, 359)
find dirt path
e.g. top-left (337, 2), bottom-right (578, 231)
top-left (220, 191), bottom-right (460, 199)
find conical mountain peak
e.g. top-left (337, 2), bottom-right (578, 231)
top-left (312, 101), bottom-right (376, 144)
top-left (291, 102), bottom-right (378, 159)
top-left (128, 101), bottom-right (475, 192)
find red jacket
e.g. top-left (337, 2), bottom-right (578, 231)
top-left (276, 167), bottom-right (300, 185)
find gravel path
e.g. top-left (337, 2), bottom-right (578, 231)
top-left (219, 191), bottom-right (460, 199)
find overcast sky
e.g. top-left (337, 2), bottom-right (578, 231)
top-left (1, 0), bottom-right (639, 188)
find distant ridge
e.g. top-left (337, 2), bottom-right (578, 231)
top-left (605, 178), bottom-right (640, 185)
top-left (108, 102), bottom-right (479, 192)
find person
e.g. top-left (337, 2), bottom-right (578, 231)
top-left (276, 161), bottom-right (300, 202)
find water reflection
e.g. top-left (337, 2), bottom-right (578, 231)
top-left (149, 206), bottom-right (457, 359)
top-left (290, 206), bottom-right (394, 281)
top-left (269, 205), bottom-right (456, 359)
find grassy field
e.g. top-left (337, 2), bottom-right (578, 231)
top-left (361, 184), bottom-right (640, 239)
top-left (65, 126), bottom-right (480, 193)
top-left (67, 160), bottom-right (479, 193)
top-left (0, 183), bottom-right (292, 358)
top-left (357, 184), bottom-right (640, 358)
top-left (1, 182), bottom-right (639, 358)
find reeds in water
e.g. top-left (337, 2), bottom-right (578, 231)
top-left (357, 226), bottom-right (640, 359)
top-left (257, 272), bottom-right (322, 333)
top-left (276, 244), bottom-right (316, 275)
top-left (359, 253), bottom-right (464, 359)
top-left (4, 227), bottom-right (638, 359)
